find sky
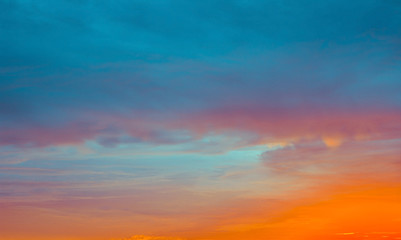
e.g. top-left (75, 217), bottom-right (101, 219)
top-left (1, 0), bottom-right (401, 239)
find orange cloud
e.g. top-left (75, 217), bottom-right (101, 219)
top-left (322, 135), bottom-right (344, 148)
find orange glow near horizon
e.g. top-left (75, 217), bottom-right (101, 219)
top-left (186, 185), bottom-right (401, 240)
top-left (1, 184), bottom-right (401, 240)
top-left (273, 186), bottom-right (401, 240)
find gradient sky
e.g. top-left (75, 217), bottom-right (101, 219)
top-left (1, 1), bottom-right (401, 240)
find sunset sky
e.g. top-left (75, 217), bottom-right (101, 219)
top-left (1, 1), bottom-right (401, 239)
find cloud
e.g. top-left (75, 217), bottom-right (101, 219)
top-left (262, 138), bottom-right (401, 181)
top-left (1, 103), bottom-right (400, 151)
top-left (1, 42), bottom-right (400, 148)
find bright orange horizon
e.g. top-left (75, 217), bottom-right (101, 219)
top-left (2, 183), bottom-right (401, 240)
